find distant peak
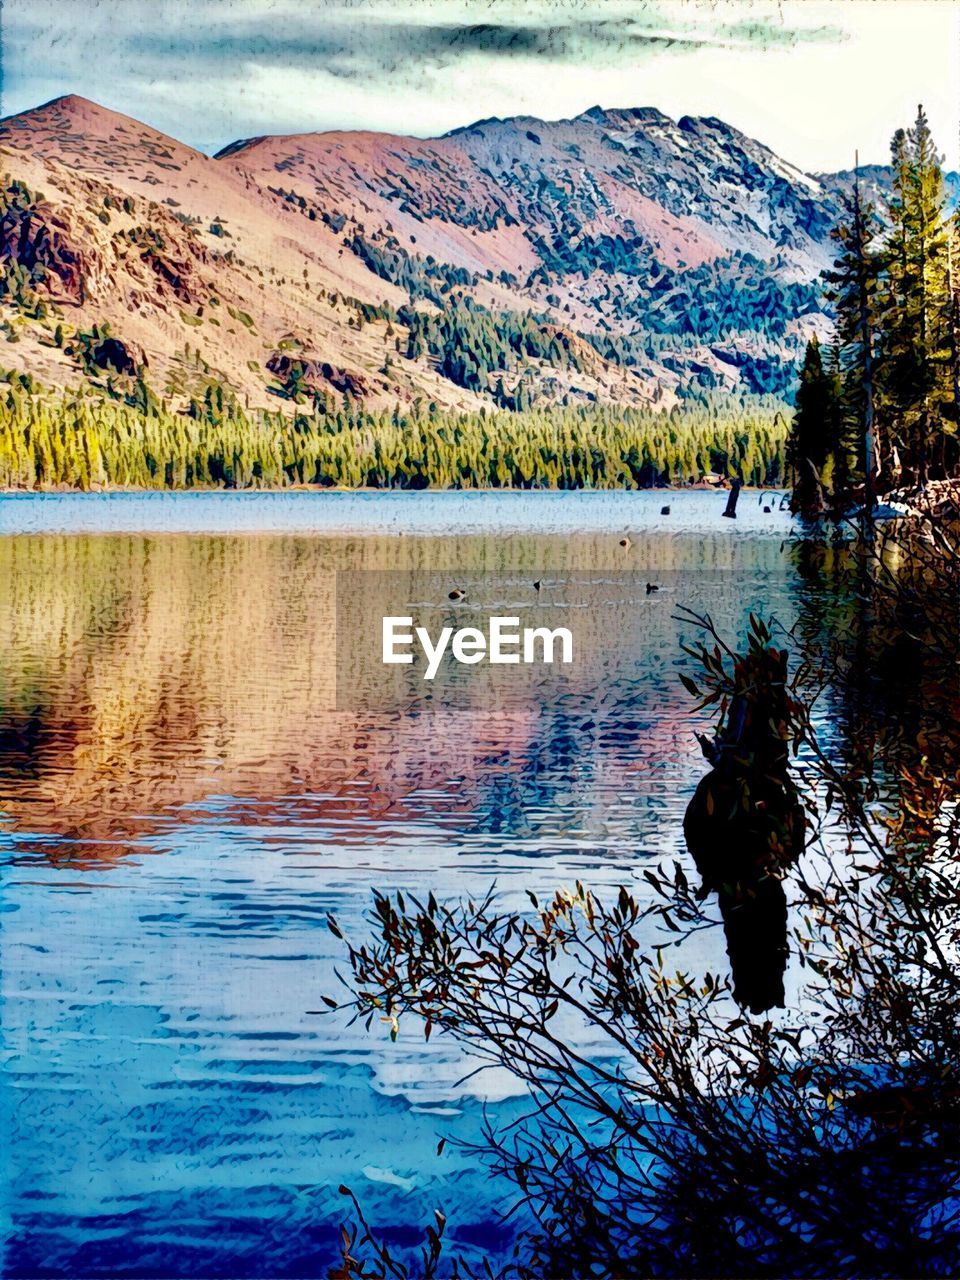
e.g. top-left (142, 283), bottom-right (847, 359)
top-left (23, 93), bottom-right (113, 120)
top-left (37, 93), bottom-right (98, 112)
top-left (580, 105), bottom-right (673, 127)
top-left (682, 115), bottom-right (736, 135)
top-left (442, 115), bottom-right (508, 138)
top-left (0, 93), bottom-right (208, 160)
top-left (0, 93), bottom-right (95, 126)
top-left (214, 136), bottom-right (268, 160)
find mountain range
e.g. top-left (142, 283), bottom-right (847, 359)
top-left (0, 94), bottom-right (953, 415)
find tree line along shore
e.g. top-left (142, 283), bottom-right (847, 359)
top-left (0, 386), bottom-right (786, 491)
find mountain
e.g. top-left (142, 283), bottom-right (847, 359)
top-left (0, 94), bottom-right (916, 415)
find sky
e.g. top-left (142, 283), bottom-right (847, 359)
top-left (1, 0), bottom-right (957, 173)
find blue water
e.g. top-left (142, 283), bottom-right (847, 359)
top-left (0, 491), bottom-right (805, 1277)
top-left (0, 486), bottom-right (788, 536)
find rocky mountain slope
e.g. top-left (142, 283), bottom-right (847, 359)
top-left (0, 94), bottom-right (916, 415)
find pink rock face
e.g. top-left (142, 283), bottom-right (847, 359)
top-left (0, 92), bottom-right (845, 410)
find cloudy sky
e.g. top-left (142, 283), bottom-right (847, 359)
top-left (1, 0), bottom-right (957, 172)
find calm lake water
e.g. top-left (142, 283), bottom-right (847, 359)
top-left (1, 490), bottom-right (823, 1277)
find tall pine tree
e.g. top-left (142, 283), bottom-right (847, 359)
top-left (823, 168), bottom-right (881, 504)
top-left (877, 106), bottom-right (952, 482)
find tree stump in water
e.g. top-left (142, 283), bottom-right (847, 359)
top-left (683, 646), bottom-right (805, 1013)
top-left (722, 478), bottom-right (743, 519)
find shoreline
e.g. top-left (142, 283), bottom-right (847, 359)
top-left (0, 488), bottom-right (792, 538)
top-left (0, 480), bottom-right (754, 497)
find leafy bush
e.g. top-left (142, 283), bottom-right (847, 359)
top-left (329, 520), bottom-right (960, 1278)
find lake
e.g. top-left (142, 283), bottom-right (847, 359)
top-left (1, 490), bottom-right (821, 1277)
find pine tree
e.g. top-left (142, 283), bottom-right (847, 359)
top-left (789, 336), bottom-right (832, 512)
top-left (876, 107), bottom-right (952, 482)
top-left (823, 344), bottom-right (855, 500)
top-left (824, 168), bottom-right (881, 505)
top-left (877, 128), bottom-right (912, 478)
top-left (797, 106), bottom-right (958, 511)
top-left (905, 105), bottom-right (952, 480)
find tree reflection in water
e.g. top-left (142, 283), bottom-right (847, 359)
top-left (682, 621), bottom-right (805, 1013)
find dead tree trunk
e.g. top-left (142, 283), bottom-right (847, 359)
top-left (683, 648), bottom-right (806, 1013)
top-left (722, 478), bottom-right (742, 519)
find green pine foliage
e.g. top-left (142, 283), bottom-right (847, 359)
top-left (822, 178), bottom-right (882, 462)
top-left (0, 178), bottom-right (52, 317)
top-left (877, 106), bottom-right (956, 481)
top-left (0, 373), bottom-right (787, 491)
top-left (399, 299), bottom-right (588, 404)
top-left (346, 231), bottom-right (478, 305)
top-left (789, 336), bottom-right (830, 509)
top-left (790, 106), bottom-right (959, 507)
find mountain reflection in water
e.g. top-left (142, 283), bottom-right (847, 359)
top-left (1, 493), bottom-right (828, 1278)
